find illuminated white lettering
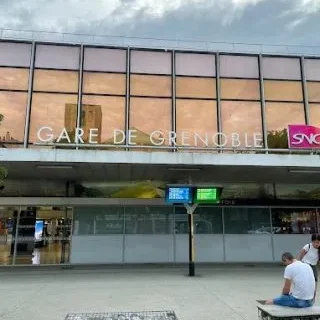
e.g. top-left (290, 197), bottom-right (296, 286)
top-left (150, 131), bottom-right (165, 146)
top-left (253, 133), bottom-right (263, 148)
top-left (37, 126), bottom-right (54, 143)
top-left (89, 128), bottom-right (99, 144)
top-left (128, 130), bottom-right (137, 145)
top-left (56, 128), bottom-right (71, 143)
top-left (194, 132), bottom-right (208, 147)
top-left (75, 128), bottom-right (84, 143)
top-left (113, 129), bottom-right (125, 144)
top-left (231, 133), bottom-right (241, 148)
top-left (212, 133), bottom-right (227, 147)
top-left (168, 131), bottom-right (177, 146)
top-left (181, 131), bottom-right (191, 146)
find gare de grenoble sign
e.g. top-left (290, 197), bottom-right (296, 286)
top-left (36, 124), bottom-right (320, 149)
top-left (36, 127), bottom-right (263, 148)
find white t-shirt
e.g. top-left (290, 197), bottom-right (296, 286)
top-left (302, 243), bottom-right (319, 265)
top-left (284, 260), bottom-right (315, 300)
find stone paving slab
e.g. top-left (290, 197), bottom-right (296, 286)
top-left (0, 265), bottom-right (315, 320)
top-left (65, 311), bottom-right (178, 320)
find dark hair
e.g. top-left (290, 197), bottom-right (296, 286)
top-left (311, 234), bottom-right (320, 241)
top-left (282, 252), bottom-right (294, 261)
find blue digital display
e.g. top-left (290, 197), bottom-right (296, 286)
top-left (165, 187), bottom-right (192, 204)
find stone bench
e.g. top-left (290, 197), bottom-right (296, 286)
top-left (257, 302), bottom-right (320, 319)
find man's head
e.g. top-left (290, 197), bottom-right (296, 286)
top-left (311, 233), bottom-right (320, 248)
top-left (281, 252), bottom-right (295, 266)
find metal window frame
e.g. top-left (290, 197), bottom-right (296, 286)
top-left (23, 41), bottom-right (36, 148)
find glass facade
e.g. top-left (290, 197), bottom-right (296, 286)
top-left (0, 41), bottom-right (318, 151)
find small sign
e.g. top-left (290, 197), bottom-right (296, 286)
top-left (165, 186), bottom-right (193, 204)
top-left (194, 187), bottom-right (221, 204)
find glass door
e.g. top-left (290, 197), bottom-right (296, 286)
top-left (0, 206), bottom-right (19, 266)
top-left (13, 206), bottom-right (73, 265)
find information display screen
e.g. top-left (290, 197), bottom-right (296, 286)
top-left (194, 188), bottom-right (221, 204)
top-left (165, 186), bottom-right (193, 204)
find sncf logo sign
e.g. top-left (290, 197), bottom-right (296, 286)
top-left (288, 125), bottom-right (320, 148)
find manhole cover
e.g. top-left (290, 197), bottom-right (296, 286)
top-left (64, 311), bottom-right (178, 320)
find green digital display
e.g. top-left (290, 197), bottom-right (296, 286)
top-left (194, 188), bottom-right (221, 203)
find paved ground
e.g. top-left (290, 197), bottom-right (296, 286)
top-left (0, 264), bottom-right (314, 320)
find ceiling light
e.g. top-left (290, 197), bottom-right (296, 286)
top-left (288, 169), bottom-right (320, 174)
top-left (168, 168), bottom-right (201, 171)
top-left (36, 165), bottom-right (74, 170)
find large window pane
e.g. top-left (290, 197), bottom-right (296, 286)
top-left (174, 207), bottom-right (222, 234)
top-left (29, 93), bottom-right (77, 144)
top-left (129, 98), bottom-right (171, 146)
top-left (221, 184), bottom-right (274, 199)
top-left (130, 75), bottom-right (171, 97)
top-left (275, 184), bottom-right (320, 200)
top-left (176, 77), bottom-right (216, 99)
top-left (33, 70), bottom-right (78, 93)
top-left (131, 50), bottom-right (171, 74)
top-left (73, 207), bottom-right (124, 235)
top-left (83, 73), bottom-right (125, 95)
top-left (35, 45), bottom-right (80, 70)
top-left (304, 59), bottom-right (320, 81)
top-left (0, 68), bottom-right (29, 90)
top-left (224, 207), bottom-right (271, 234)
top-left (220, 55), bottom-right (259, 78)
top-left (176, 100), bottom-right (217, 147)
top-left (262, 57), bottom-right (301, 80)
top-left (264, 81), bottom-right (303, 101)
top-left (307, 82), bottom-right (320, 102)
top-left (0, 42), bottom-right (32, 67)
top-left (220, 79), bottom-right (260, 100)
top-left (125, 206), bottom-right (173, 234)
top-left (221, 101), bottom-right (263, 147)
top-left (309, 104), bottom-right (320, 126)
top-left (175, 53), bottom-right (216, 77)
top-left (0, 92), bottom-right (27, 144)
top-left (83, 48), bottom-right (126, 72)
top-left (266, 102), bottom-right (305, 149)
top-left (272, 208), bottom-right (317, 234)
top-left (81, 96), bottom-right (125, 144)
top-left (195, 207), bottom-right (222, 234)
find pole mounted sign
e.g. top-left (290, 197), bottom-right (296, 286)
top-left (165, 185), bottom-right (223, 276)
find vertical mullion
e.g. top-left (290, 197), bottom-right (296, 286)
top-left (76, 44), bottom-right (84, 147)
top-left (222, 206), bottom-right (226, 263)
top-left (301, 56), bottom-right (310, 125)
top-left (258, 54), bottom-right (268, 153)
top-left (125, 47), bottom-right (130, 149)
top-left (23, 41), bottom-right (36, 148)
top-left (122, 206), bottom-right (126, 263)
top-left (269, 207), bottom-right (275, 261)
top-left (172, 50), bottom-right (177, 152)
top-left (216, 52), bottom-right (222, 152)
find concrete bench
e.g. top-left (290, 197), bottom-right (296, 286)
top-left (257, 303), bottom-right (320, 319)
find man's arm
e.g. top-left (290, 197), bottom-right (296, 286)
top-left (282, 278), bottom-right (291, 295)
top-left (297, 248), bottom-right (307, 261)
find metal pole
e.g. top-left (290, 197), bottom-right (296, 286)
top-left (186, 203), bottom-right (197, 276)
top-left (188, 211), bottom-right (195, 276)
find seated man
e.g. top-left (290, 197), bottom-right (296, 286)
top-left (266, 252), bottom-right (315, 308)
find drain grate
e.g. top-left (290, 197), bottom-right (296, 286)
top-left (64, 311), bottom-right (178, 320)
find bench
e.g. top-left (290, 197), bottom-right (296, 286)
top-left (257, 303), bottom-right (320, 319)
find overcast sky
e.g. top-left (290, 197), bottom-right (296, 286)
top-left (0, 0), bottom-right (320, 47)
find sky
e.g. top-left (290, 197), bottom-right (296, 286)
top-left (0, 0), bottom-right (320, 47)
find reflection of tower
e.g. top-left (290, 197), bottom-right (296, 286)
top-left (65, 104), bottom-right (77, 136)
top-left (81, 105), bottom-right (102, 143)
top-left (64, 104), bottom-right (102, 143)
